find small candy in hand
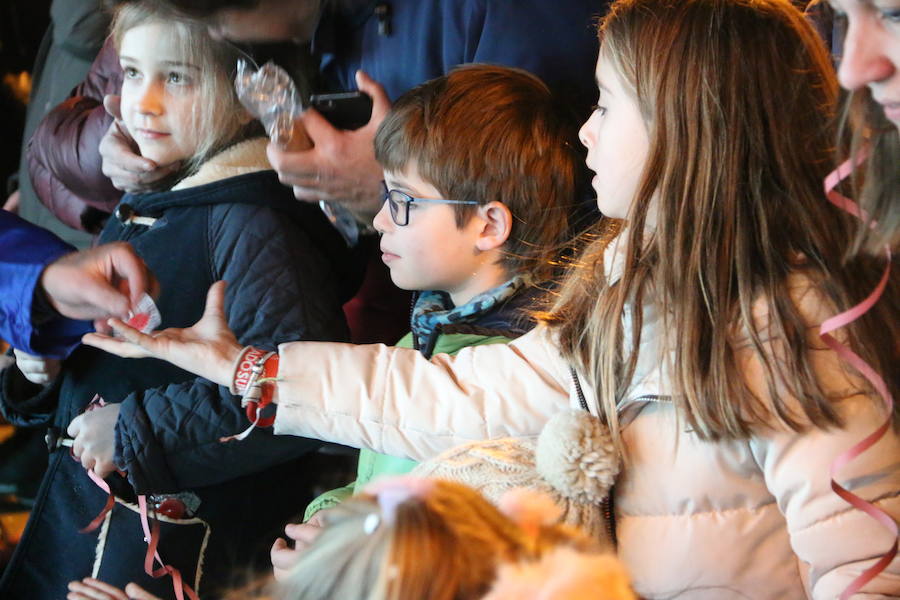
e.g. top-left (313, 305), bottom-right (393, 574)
top-left (125, 293), bottom-right (161, 333)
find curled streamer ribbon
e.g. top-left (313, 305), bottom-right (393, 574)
top-left (823, 155), bottom-right (897, 599)
top-left (76, 393), bottom-right (199, 600)
top-left (80, 471), bottom-right (198, 600)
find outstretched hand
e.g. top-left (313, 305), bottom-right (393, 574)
top-left (82, 281), bottom-right (241, 387)
top-left (266, 70), bottom-right (392, 223)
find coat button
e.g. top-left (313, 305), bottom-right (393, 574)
top-left (156, 498), bottom-right (186, 519)
top-left (115, 203), bottom-right (135, 223)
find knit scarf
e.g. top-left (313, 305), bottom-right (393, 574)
top-left (410, 275), bottom-right (530, 351)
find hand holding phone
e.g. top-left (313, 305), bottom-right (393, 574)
top-left (309, 91), bottom-right (374, 130)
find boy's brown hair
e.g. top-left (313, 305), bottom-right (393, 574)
top-left (374, 64), bottom-right (583, 281)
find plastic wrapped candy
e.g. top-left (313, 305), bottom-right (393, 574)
top-left (234, 59), bottom-right (310, 150)
top-left (234, 59), bottom-right (360, 245)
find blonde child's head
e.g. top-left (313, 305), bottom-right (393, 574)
top-left (274, 477), bottom-right (617, 600)
top-left (111, 0), bottom-right (256, 181)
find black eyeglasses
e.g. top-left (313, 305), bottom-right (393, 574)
top-left (381, 182), bottom-right (479, 226)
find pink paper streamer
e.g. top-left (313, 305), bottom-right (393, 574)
top-left (823, 156), bottom-right (897, 599)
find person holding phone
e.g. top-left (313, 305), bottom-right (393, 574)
top-left (28, 0), bottom-right (603, 343)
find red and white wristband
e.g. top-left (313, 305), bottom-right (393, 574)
top-left (221, 346), bottom-right (280, 442)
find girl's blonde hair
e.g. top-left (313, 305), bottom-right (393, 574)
top-left (274, 479), bottom-right (600, 600)
top-left (110, 0), bottom-right (256, 180)
top-left (544, 0), bottom-right (898, 447)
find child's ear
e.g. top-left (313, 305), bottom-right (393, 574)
top-left (475, 201), bottom-right (513, 252)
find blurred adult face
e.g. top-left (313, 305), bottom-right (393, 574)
top-left (207, 0), bottom-right (320, 43)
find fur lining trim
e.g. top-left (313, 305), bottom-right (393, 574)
top-left (172, 137), bottom-right (272, 190)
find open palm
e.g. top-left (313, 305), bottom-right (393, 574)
top-left (82, 281), bottom-right (241, 387)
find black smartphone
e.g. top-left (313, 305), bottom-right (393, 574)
top-left (309, 91), bottom-right (373, 130)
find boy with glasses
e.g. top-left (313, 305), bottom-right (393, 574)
top-left (283, 63), bottom-right (586, 561)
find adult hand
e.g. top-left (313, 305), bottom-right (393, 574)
top-left (82, 281), bottom-right (241, 388)
top-left (67, 403), bottom-right (120, 478)
top-left (266, 70), bottom-right (391, 223)
top-left (67, 578), bottom-right (162, 600)
top-left (99, 94), bottom-right (180, 193)
top-left (271, 511), bottom-right (328, 581)
top-left (13, 349), bottom-right (61, 385)
top-left (40, 241), bottom-right (158, 333)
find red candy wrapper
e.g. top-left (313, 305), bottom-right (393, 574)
top-left (125, 293), bottom-right (161, 334)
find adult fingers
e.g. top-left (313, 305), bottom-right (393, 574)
top-left (299, 105), bottom-right (338, 148)
top-left (292, 185), bottom-right (331, 203)
top-left (105, 243), bottom-right (157, 308)
top-left (68, 271), bottom-right (131, 321)
top-left (100, 122), bottom-right (157, 176)
top-left (103, 94), bottom-right (123, 121)
top-left (266, 142), bottom-right (318, 184)
top-left (355, 70), bottom-right (391, 127)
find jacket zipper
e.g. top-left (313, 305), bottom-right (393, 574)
top-left (569, 367), bottom-right (590, 412)
top-left (569, 367), bottom-right (617, 542)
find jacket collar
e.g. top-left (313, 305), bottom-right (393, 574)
top-left (171, 138), bottom-right (270, 190)
top-left (117, 138), bottom-right (281, 216)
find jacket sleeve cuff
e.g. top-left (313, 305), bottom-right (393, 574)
top-left (114, 396), bottom-right (179, 495)
top-left (0, 355), bottom-right (61, 426)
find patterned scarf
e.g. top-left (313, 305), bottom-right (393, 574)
top-left (410, 275), bottom-right (531, 351)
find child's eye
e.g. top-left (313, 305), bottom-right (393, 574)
top-left (880, 8), bottom-right (900, 23)
top-left (167, 72), bottom-right (189, 84)
top-left (123, 66), bottom-right (140, 79)
top-left (591, 104), bottom-right (607, 117)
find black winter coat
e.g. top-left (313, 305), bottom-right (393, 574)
top-left (0, 169), bottom-right (354, 599)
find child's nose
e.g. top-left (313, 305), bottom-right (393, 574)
top-left (372, 198), bottom-right (394, 234)
top-left (838, 20), bottom-right (894, 92)
top-left (578, 117), bottom-right (594, 149)
top-left (136, 82), bottom-right (164, 116)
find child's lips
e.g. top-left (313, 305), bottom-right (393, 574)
top-left (136, 128), bottom-right (171, 140)
top-left (380, 246), bottom-right (399, 263)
